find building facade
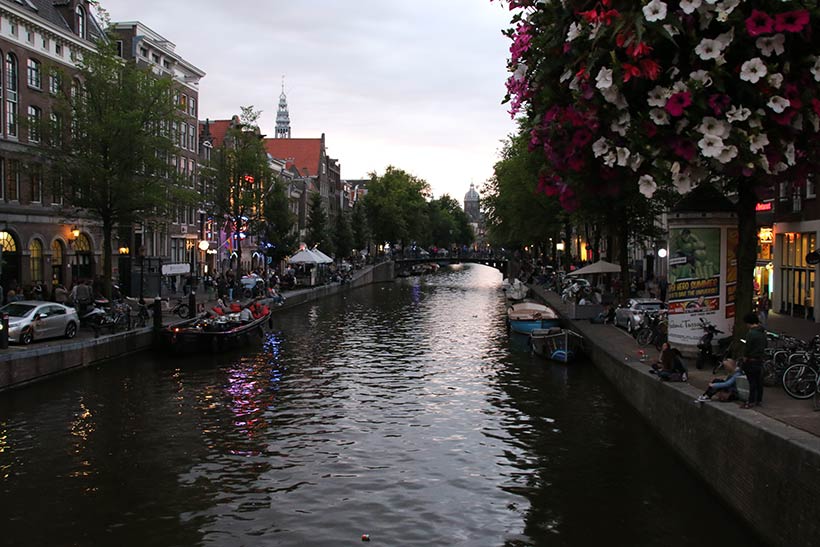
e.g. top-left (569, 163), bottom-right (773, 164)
top-left (0, 0), bottom-right (102, 297)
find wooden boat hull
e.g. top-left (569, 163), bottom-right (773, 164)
top-left (507, 301), bottom-right (560, 335)
top-left (509, 318), bottom-right (561, 335)
top-left (158, 313), bottom-right (270, 354)
top-left (530, 327), bottom-right (583, 363)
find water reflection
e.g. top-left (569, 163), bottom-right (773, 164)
top-left (0, 264), bottom-right (765, 547)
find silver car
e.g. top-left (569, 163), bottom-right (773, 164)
top-left (614, 298), bottom-right (665, 333)
top-left (1, 301), bottom-right (79, 345)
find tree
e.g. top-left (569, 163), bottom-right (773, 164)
top-left (44, 39), bottom-right (190, 297)
top-left (499, 0), bottom-right (820, 327)
top-left (333, 211), bottom-right (354, 261)
top-left (426, 195), bottom-right (474, 249)
top-left (306, 192), bottom-right (334, 254)
top-left (362, 166), bottom-right (431, 247)
top-left (211, 106), bottom-right (272, 276)
top-left (351, 200), bottom-right (371, 254)
top-left (258, 177), bottom-right (298, 268)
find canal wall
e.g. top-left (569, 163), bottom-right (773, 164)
top-left (531, 286), bottom-right (820, 547)
top-left (0, 262), bottom-right (395, 392)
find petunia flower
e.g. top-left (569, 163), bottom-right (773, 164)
top-left (650, 108), bottom-right (670, 125)
top-left (767, 96), bottom-right (790, 114)
top-left (726, 105), bottom-right (751, 123)
top-left (616, 147), bottom-right (631, 167)
top-left (698, 135), bottom-right (725, 158)
top-left (774, 10), bottom-right (810, 34)
top-left (647, 86), bottom-right (670, 107)
top-left (707, 94), bottom-right (731, 116)
top-left (740, 58), bottom-right (767, 83)
top-left (679, 0), bottom-right (701, 15)
top-left (695, 38), bottom-right (723, 60)
top-left (595, 67), bottom-right (613, 89)
top-left (745, 10), bottom-right (774, 37)
top-left (638, 175), bottom-right (657, 198)
top-left (642, 0), bottom-right (667, 23)
top-left (592, 137), bottom-right (610, 158)
top-left (716, 145), bottom-right (738, 164)
top-left (749, 133), bottom-right (769, 153)
top-left (665, 91), bottom-right (692, 117)
top-left (697, 116), bottom-right (731, 138)
top-left (811, 58), bottom-right (820, 82)
top-left (756, 34), bottom-right (785, 57)
top-left (767, 73), bottom-right (783, 89)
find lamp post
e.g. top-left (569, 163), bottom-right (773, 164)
top-left (138, 245), bottom-right (146, 304)
top-left (198, 240), bottom-right (209, 285)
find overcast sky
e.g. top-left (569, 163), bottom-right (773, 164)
top-left (98, 0), bottom-right (517, 201)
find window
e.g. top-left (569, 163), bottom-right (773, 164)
top-left (116, 41), bottom-right (123, 58)
top-left (180, 93), bottom-right (187, 111)
top-left (807, 178), bottom-right (816, 199)
top-left (55, 43), bottom-right (63, 57)
top-left (26, 29), bottom-right (33, 44)
top-left (6, 159), bottom-right (20, 200)
top-left (188, 124), bottom-right (195, 150)
top-left (51, 240), bottom-right (63, 267)
top-left (30, 168), bottom-right (41, 203)
top-left (180, 122), bottom-right (187, 148)
top-left (779, 181), bottom-right (788, 201)
top-left (0, 159), bottom-right (3, 200)
top-left (49, 72), bottom-right (60, 95)
top-left (76, 6), bottom-right (85, 39)
top-left (27, 58), bottom-right (41, 89)
top-left (29, 239), bottom-right (43, 283)
top-left (9, 20), bottom-right (17, 37)
top-left (152, 54), bottom-right (160, 64)
top-left (27, 105), bottom-right (41, 143)
top-left (189, 97), bottom-right (196, 117)
top-left (41, 36), bottom-right (48, 50)
top-left (139, 47), bottom-right (148, 58)
top-left (163, 60), bottom-right (171, 69)
top-left (51, 174), bottom-right (63, 205)
top-left (6, 53), bottom-right (18, 137)
top-left (50, 112), bottom-right (62, 146)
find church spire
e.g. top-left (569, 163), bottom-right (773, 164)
top-left (275, 75), bottom-right (291, 139)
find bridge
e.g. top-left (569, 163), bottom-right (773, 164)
top-left (394, 254), bottom-right (509, 275)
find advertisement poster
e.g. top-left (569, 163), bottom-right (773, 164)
top-left (725, 228), bottom-right (738, 319)
top-left (667, 227), bottom-right (721, 314)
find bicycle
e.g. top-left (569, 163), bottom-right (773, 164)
top-left (781, 354), bottom-right (819, 400)
top-left (636, 311), bottom-right (667, 350)
top-left (169, 299), bottom-right (190, 318)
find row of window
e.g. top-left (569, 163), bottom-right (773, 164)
top-left (4, 9), bottom-right (80, 60)
top-left (173, 91), bottom-right (197, 117)
top-left (174, 121), bottom-right (198, 152)
top-left (0, 157), bottom-right (62, 205)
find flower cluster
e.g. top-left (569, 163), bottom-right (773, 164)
top-left (500, 0), bottom-right (820, 209)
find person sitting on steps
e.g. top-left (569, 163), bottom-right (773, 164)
top-left (651, 342), bottom-right (688, 382)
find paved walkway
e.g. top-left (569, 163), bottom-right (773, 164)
top-left (530, 285), bottom-right (820, 438)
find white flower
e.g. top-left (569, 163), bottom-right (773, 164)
top-left (698, 135), bottom-right (724, 158)
top-left (697, 116), bottom-right (731, 138)
top-left (592, 137), bottom-right (610, 158)
top-left (716, 145), bottom-right (738, 164)
top-left (638, 175), bottom-right (657, 198)
top-left (560, 69), bottom-right (573, 83)
top-left (695, 38), bottom-right (723, 60)
top-left (792, 113), bottom-right (803, 131)
top-left (810, 113), bottom-right (820, 133)
top-left (643, 0), bottom-right (667, 23)
top-left (671, 80), bottom-right (689, 93)
top-left (630, 154), bottom-right (644, 172)
top-left (689, 70), bottom-right (713, 86)
top-left (616, 147), bottom-right (631, 167)
top-left (596, 67), bottom-right (613, 90)
top-left (812, 57), bottom-right (820, 82)
top-left (749, 133), bottom-right (769, 153)
top-left (647, 86), bottom-right (670, 107)
top-left (513, 63), bottom-right (527, 82)
top-left (601, 86), bottom-right (626, 109)
top-left (726, 105), bottom-right (751, 123)
top-left (650, 108), bottom-right (670, 125)
top-left (611, 112), bottom-right (631, 136)
top-left (566, 22), bottom-right (582, 42)
top-left (680, 0), bottom-right (701, 15)
top-left (672, 170), bottom-right (692, 194)
top-left (767, 96), bottom-right (790, 114)
top-left (756, 34), bottom-right (785, 57)
top-left (767, 73), bottom-right (783, 89)
top-left (785, 143), bottom-right (796, 166)
top-left (603, 151), bottom-right (617, 167)
top-left (663, 24), bottom-right (680, 38)
top-left (716, 0), bottom-right (740, 21)
top-left (740, 58), bottom-right (767, 83)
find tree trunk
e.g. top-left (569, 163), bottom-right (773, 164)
top-left (733, 182), bottom-right (758, 337)
top-left (102, 217), bottom-right (113, 299)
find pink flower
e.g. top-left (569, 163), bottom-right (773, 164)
top-left (672, 139), bottom-right (696, 162)
top-left (708, 94), bottom-right (731, 116)
top-left (772, 109), bottom-right (798, 126)
top-left (746, 10), bottom-right (775, 37)
top-left (572, 128), bottom-right (593, 148)
top-left (559, 187), bottom-right (579, 212)
top-left (774, 10), bottom-right (810, 33)
top-left (783, 84), bottom-right (802, 110)
top-left (622, 63), bottom-right (642, 82)
top-left (665, 91), bottom-right (692, 117)
top-left (812, 98), bottom-right (820, 117)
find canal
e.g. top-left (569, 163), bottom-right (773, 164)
top-left (0, 264), bottom-right (764, 547)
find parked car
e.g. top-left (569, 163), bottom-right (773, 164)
top-left (0, 301), bottom-right (79, 345)
top-left (614, 298), bottom-right (665, 333)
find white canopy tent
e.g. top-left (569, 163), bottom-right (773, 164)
top-left (288, 249), bottom-right (325, 264)
top-left (311, 248), bottom-right (334, 264)
top-left (567, 260), bottom-right (621, 276)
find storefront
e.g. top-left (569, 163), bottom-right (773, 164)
top-left (773, 227), bottom-right (818, 321)
top-left (755, 226), bottom-right (773, 299)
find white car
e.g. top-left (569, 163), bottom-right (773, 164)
top-left (1, 301), bottom-right (79, 345)
top-left (614, 298), bottom-right (665, 333)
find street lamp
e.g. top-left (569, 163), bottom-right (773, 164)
top-left (138, 245), bottom-right (146, 304)
top-left (198, 240), bottom-right (209, 280)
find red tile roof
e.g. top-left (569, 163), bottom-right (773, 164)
top-left (200, 119), bottom-right (234, 149)
top-left (263, 138), bottom-right (323, 176)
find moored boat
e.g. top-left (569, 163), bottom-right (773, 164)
top-left (158, 312), bottom-right (270, 354)
top-left (530, 327), bottom-right (584, 363)
top-left (503, 278), bottom-right (529, 301)
top-left (507, 301), bottom-right (560, 335)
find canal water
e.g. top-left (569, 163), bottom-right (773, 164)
top-left (0, 265), bottom-right (764, 547)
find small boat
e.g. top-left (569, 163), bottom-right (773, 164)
top-left (530, 327), bottom-right (584, 363)
top-left (507, 301), bottom-right (560, 335)
top-left (158, 312), bottom-right (270, 354)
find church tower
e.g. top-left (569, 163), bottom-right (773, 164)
top-left (464, 183), bottom-right (480, 223)
top-left (275, 76), bottom-right (291, 139)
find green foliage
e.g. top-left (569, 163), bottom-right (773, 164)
top-left (259, 177), bottom-right (298, 266)
top-left (306, 192), bottom-right (334, 255)
top-left (332, 211), bottom-right (354, 260)
top-left (351, 201), bottom-right (371, 252)
top-left (362, 166), bottom-right (431, 245)
top-left (426, 195), bottom-right (474, 249)
top-left (44, 37), bottom-right (192, 295)
top-left (211, 106), bottom-right (273, 274)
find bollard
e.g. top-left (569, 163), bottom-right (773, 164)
top-left (188, 290), bottom-right (197, 319)
top-left (0, 313), bottom-right (8, 349)
top-left (153, 298), bottom-right (163, 331)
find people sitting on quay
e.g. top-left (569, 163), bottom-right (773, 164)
top-left (694, 358), bottom-right (742, 404)
top-left (650, 342), bottom-right (688, 382)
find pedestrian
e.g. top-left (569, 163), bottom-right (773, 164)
top-left (741, 312), bottom-right (767, 409)
top-left (757, 293), bottom-right (770, 328)
top-left (54, 284), bottom-right (68, 304)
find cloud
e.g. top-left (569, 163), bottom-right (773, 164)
top-left (100, 0), bottom-right (516, 199)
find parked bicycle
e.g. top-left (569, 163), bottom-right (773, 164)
top-left (635, 311), bottom-right (668, 350)
top-left (169, 299), bottom-right (190, 319)
top-left (780, 336), bottom-right (820, 400)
